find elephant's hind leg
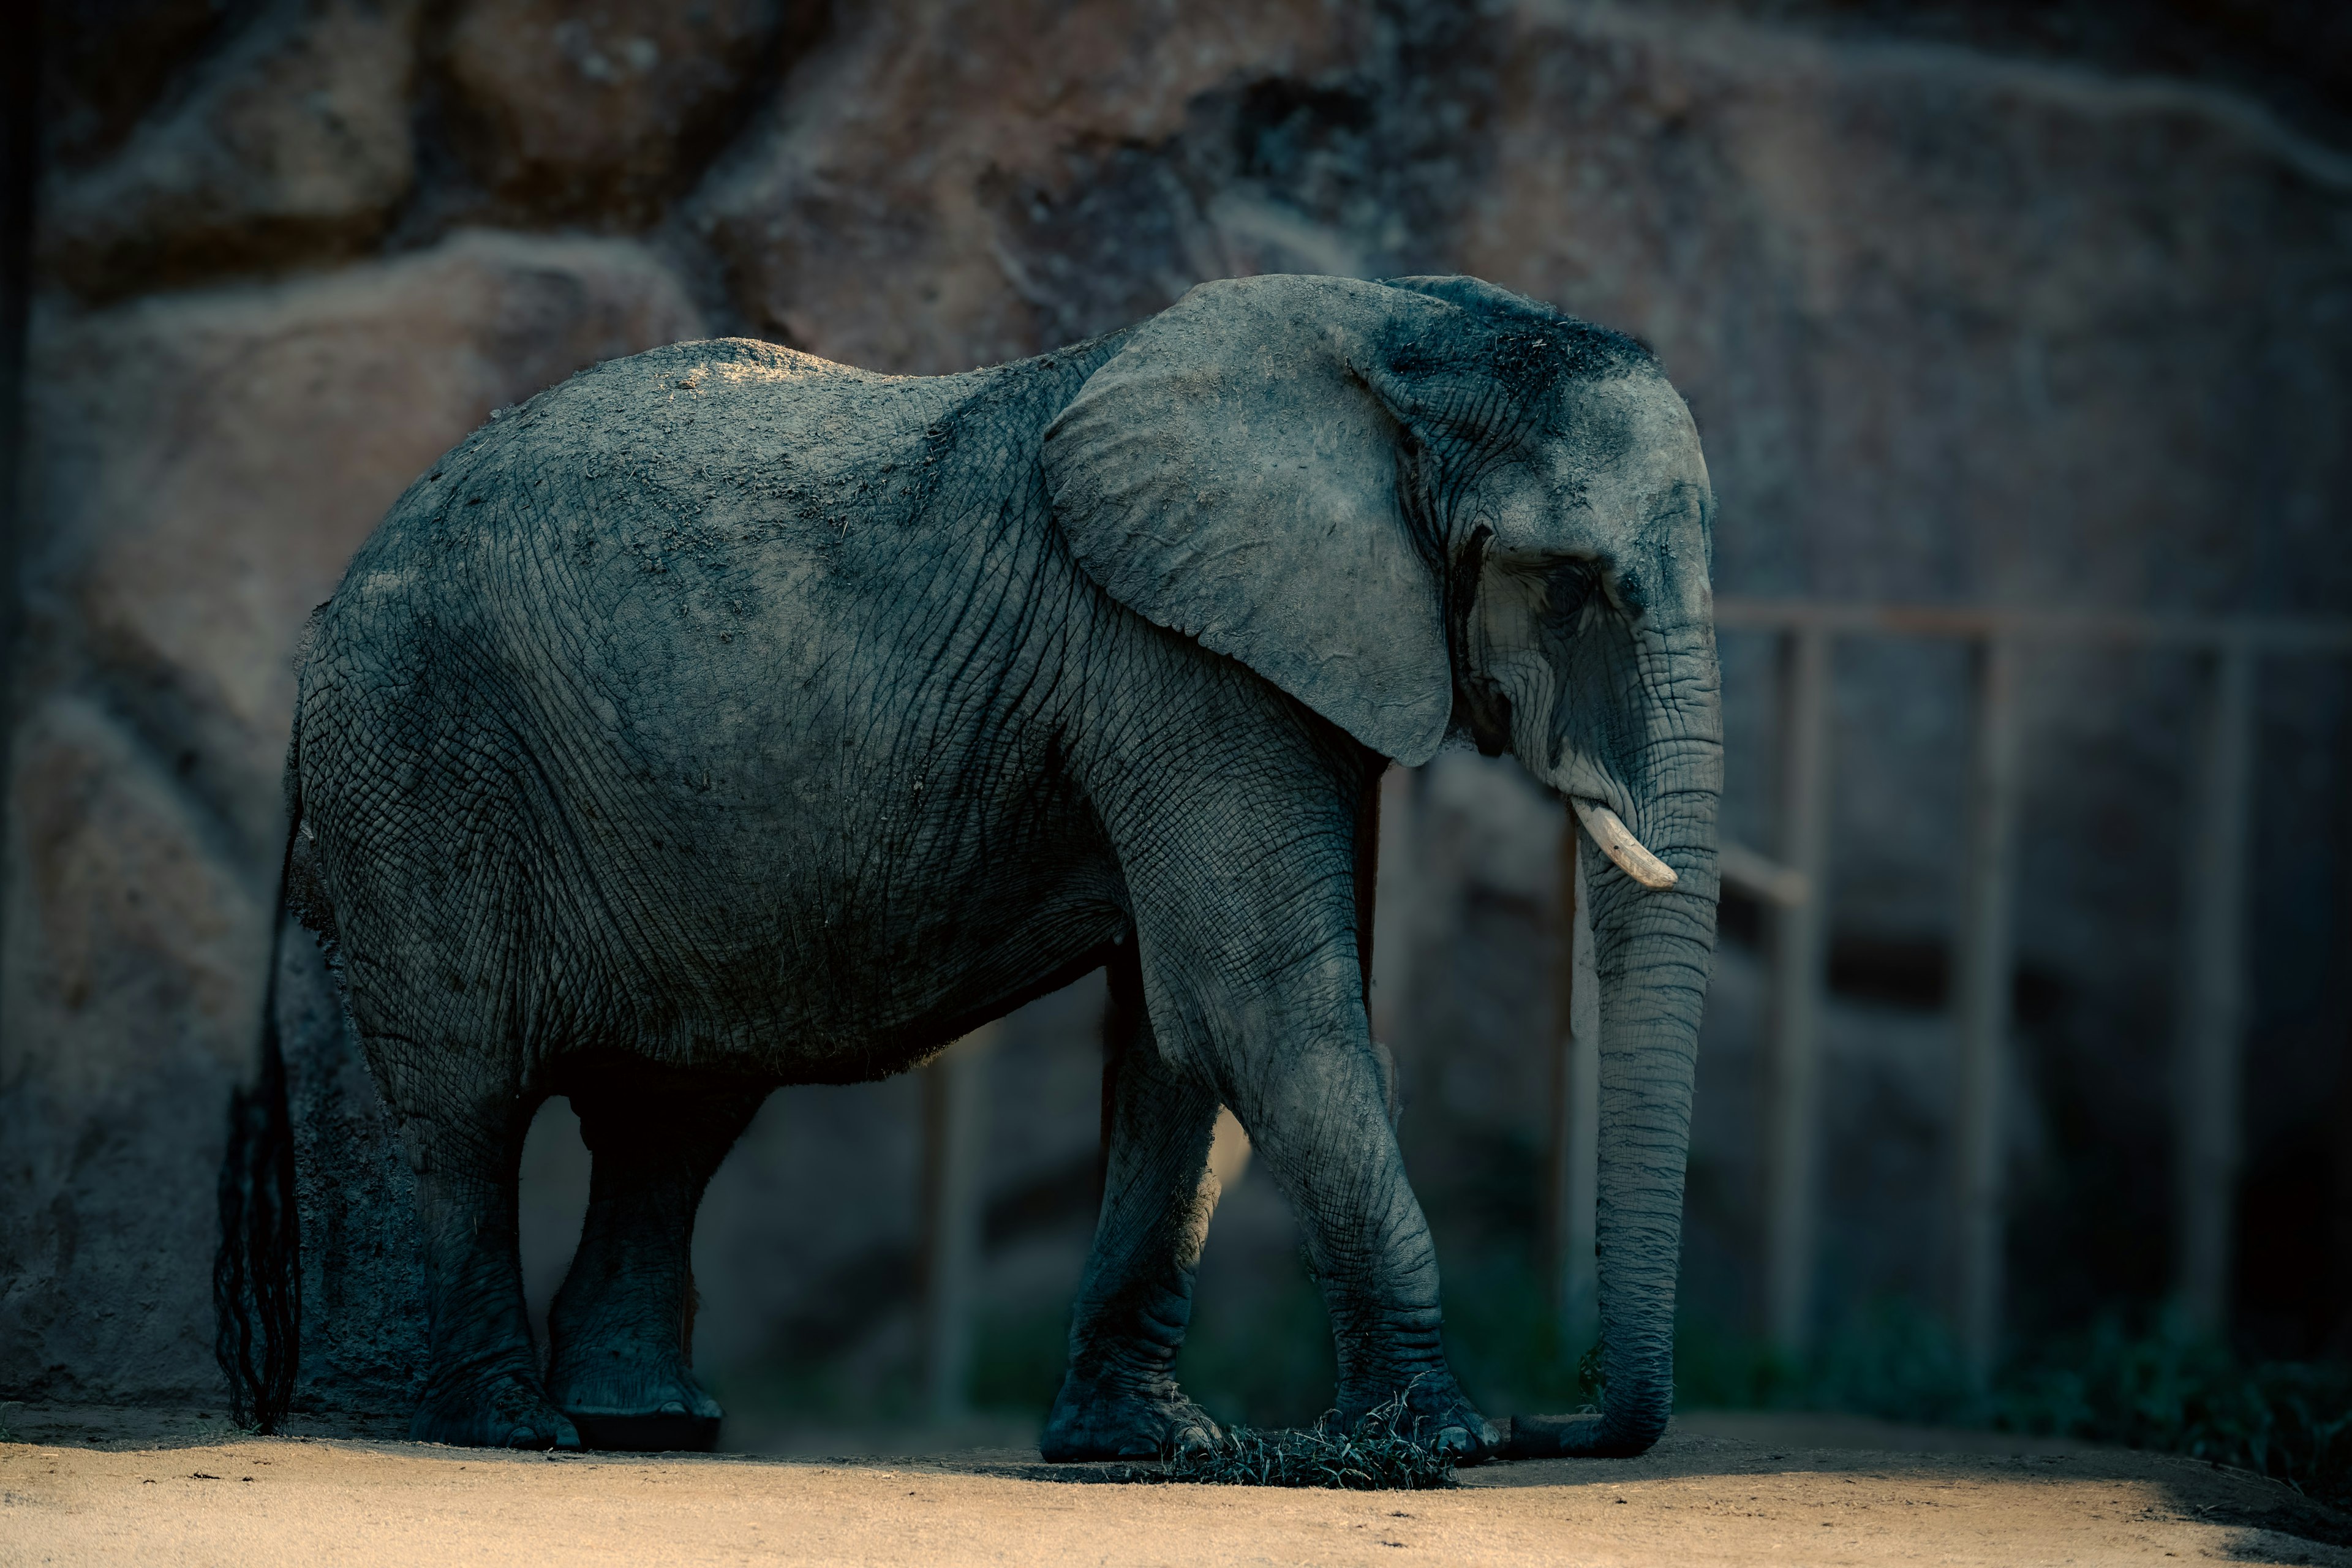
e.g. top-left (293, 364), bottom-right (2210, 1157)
top-left (392, 1074), bottom-right (577, 1450)
top-left (543, 1069), bottom-right (765, 1452)
top-left (1042, 944), bottom-right (1225, 1461)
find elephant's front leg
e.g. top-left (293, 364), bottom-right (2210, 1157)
top-left (543, 1072), bottom-right (764, 1452)
top-left (1041, 944), bottom-right (1226, 1461)
top-left (1232, 998), bottom-right (1498, 1458)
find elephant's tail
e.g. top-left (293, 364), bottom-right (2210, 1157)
top-left (212, 772), bottom-right (306, 1432)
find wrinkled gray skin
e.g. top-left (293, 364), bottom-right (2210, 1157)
top-left (287, 273), bottom-right (1720, 1458)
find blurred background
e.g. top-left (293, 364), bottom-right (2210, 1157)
top-left (1, 0), bottom-right (2347, 1494)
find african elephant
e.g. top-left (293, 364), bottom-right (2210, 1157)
top-left (219, 271), bottom-right (1721, 1460)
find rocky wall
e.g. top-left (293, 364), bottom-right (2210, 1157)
top-left (4, 0), bottom-right (2347, 1410)
top-left (4, 230), bottom-right (703, 1402)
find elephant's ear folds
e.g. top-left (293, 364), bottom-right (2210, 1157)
top-left (1042, 275), bottom-right (1454, 766)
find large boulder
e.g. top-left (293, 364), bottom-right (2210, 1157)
top-left (37, 0), bottom-right (426, 302)
top-left (1, 233), bottom-right (703, 1406)
top-left (686, 0), bottom-right (1439, 371)
top-left (39, 0), bottom-right (247, 172)
top-left (435, 0), bottom-right (824, 227)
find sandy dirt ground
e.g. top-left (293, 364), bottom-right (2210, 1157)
top-left (4, 1411), bottom-right (2348, 1567)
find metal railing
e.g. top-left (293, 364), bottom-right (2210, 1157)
top-left (1548, 598), bottom-right (2352, 1376)
top-left (916, 1021), bottom-right (998, 1423)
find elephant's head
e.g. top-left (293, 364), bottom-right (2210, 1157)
top-left (1044, 273), bottom-right (1721, 1457)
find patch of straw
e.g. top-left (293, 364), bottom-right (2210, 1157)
top-left (1143, 1390), bottom-right (1458, 1490)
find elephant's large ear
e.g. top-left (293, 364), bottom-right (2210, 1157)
top-left (1043, 274), bottom-right (1457, 766)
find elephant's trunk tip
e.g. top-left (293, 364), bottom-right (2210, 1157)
top-left (1494, 1404), bottom-right (1670, 1461)
top-left (1570, 799), bottom-right (1679, 891)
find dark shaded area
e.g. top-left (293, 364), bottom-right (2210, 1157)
top-left (761, 1149), bottom-right (1102, 1363)
top-left (2236, 1131), bottom-right (2343, 1357)
top-left (1, 0), bottom-right (40, 820)
top-left (37, 0), bottom-right (257, 170)
top-left (210, 1006), bottom-right (296, 1432)
top-left (1719, 890), bottom-right (2068, 1024)
top-left (1716, 0), bottom-right (2352, 151)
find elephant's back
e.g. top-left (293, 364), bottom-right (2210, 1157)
top-left (342, 336), bottom-right (940, 582)
top-left (306, 336), bottom-right (959, 738)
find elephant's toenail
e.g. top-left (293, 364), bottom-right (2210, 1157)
top-left (658, 1401), bottom-right (688, 1416)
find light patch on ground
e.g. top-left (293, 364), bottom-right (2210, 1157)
top-left (3, 1420), bottom-right (2348, 1567)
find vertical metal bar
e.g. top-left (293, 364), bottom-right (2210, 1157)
top-left (919, 1021), bottom-right (997, 1424)
top-left (1367, 763), bottom-right (1419, 1047)
top-left (2176, 643), bottom-right (2256, 1335)
top-left (1953, 636), bottom-right (2022, 1380)
top-left (1547, 819), bottom-right (1600, 1354)
top-left (1762, 625), bottom-right (1833, 1355)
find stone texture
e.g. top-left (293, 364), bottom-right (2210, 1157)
top-left (1, 233), bottom-right (703, 1403)
top-left (688, 0), bottom-right (1458, 369)
top-left (435, 0), bottom-right (821, 227)
top-left (0, 695), bottom-right (270, 1403)
top-left (37, 0), bottom-right (426, 302)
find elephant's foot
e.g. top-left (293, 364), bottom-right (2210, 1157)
top-left (1041, 1368), bottom-right (1221, 1461)
top-left (545, 1345), bottom-right (723, 1453)
top-left (410, 1362), bottom-right (581, 1450)
top-left (1336, 1366), bottom-right (1499, 1463)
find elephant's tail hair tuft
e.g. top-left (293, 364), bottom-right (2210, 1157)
top-left (213, 801), bottom-right (303, 1434)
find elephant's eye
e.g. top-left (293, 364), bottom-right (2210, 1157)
top-left (1544, 559), bottom-right (1602, 633)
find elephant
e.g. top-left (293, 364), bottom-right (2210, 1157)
top-left (217, 271), bottom-right (1721, 1460)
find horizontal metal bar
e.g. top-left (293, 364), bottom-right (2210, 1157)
top-left (1713, 598), bottom-right (2352, 652)
top-left (1721, 841), bottom-right (1811, 908)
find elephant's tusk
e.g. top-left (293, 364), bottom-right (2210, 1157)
top-left (1570, 799), bottom-right (1679, 891)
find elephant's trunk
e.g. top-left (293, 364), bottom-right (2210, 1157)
top-left (1509, 614), bottom-right (1721, 1459)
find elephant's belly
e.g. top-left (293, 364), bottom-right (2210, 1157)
top-left (539, 783), bottom-right (1127, 1086)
